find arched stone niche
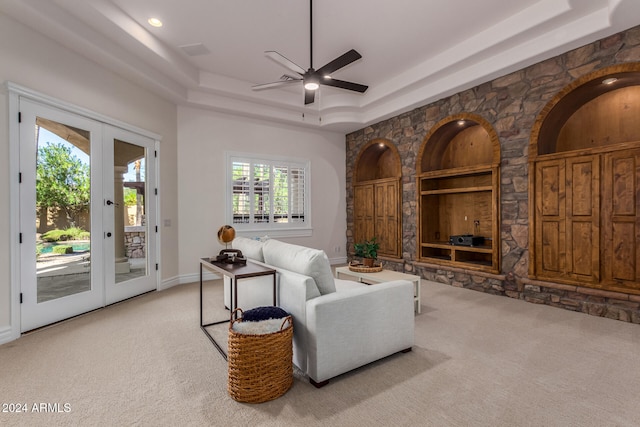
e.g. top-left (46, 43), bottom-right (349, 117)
top-left (354, 139), bottom-right (401, 182)
top-left (419, 113), bottom-right (499, 173)
top-left (531, 63), bottom-right (640, 157)
top-left (352, 139), bottom-right (402, 258)
top-left (529, 63), bottom-right (640, 294)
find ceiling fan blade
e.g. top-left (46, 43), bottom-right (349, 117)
top-left (265, 51), bottom-right (306, 75)
top-left (316, 49), bottom-right (362, 76)
top-left (321, 78), bottom-right (368, 93)
top-left (252, 79), bottom-right (301, 91)
top-left (304, 89), bottom-right (316, 105)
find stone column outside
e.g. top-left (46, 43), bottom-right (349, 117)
top-left (114, 165), bottom-right (130, 274)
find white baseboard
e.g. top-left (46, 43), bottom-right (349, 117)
top-left (159, 275), bottom-right (181, 291)
top-left (0, 326), bottom-right (16, 345)
top-left (161, 271), bottom-right (222, 289)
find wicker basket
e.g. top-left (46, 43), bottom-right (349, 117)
top-left (227, 309), bottom-right (293, 403)
top-left (348, 262), bottom-right (383, 273)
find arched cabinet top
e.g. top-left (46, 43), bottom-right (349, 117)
top-left (354, 139), bottom-right (402, 183)
top-left (417, 113), bottom-right (500, 174)
top-left (530, 62), bottom-right (640, 158)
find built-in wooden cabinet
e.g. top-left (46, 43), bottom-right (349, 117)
top-left (353, 140), bottom-right (402, 259)
top-left (533, 148), bottom-right (640, 292)
top-left (417, 114), bottom-right (500, 273)
top-left (530, 64), bottom-right (640, 293)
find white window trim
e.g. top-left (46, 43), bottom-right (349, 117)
top-left (225, 151), bottom-right (312, 238)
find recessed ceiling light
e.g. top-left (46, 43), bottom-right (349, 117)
top-left (457, 120), bottom-right (465, 126)
top-left (148, 18), bottom-right (163, 28)
top-left (602, 77), bottom-right (618, 85)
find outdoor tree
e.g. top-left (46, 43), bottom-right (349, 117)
top-left (36, 142), bottom-right (90, 227)
top-left (124, 188), bottom-right (137, 206)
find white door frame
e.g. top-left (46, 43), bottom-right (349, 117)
top-left (19, 98), bottom-right (105, 331)
top-left (8, 82), bottom-right (162, 339)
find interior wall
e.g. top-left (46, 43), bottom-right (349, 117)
top-left (0, 12), bottom-right (179, 333)
top-left (177, 106), bottom-right (347, 279)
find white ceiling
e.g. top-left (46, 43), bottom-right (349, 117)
top-left (2, 0), bottom-right (639, 133)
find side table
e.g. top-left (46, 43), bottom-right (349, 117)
top-left (334, 266), bottom-right (421, 314)
top-left (199, 258), bottom-right (276, 359)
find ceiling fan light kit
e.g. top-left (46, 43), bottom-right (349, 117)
top-left (304, 81), bottom-right (319, 91)
top-left (252, 0), bottom-right (368, 105)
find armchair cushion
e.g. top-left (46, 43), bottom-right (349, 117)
top-left (263, 239), bottom-right (336, 295)
top-left (305, 280), bottom-right (415, 383)
top-left (232, 236), bottom-right (264, 262)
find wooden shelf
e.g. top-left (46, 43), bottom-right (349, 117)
top-left (421, 185), bottom-right (492, 195)
top-left (421, 241), bottom-right (492, 252)
top-left (418, 164), bottom-right (493, 179)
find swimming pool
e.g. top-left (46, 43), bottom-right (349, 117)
top-left (38, 241), bottom-right (91, 254)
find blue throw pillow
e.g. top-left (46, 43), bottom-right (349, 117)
top-left (243, 306), bottom-right (289, 322)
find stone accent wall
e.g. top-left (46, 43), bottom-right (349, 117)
top-left (125, 227), bottom-right (146, 258)
top-left (346, 25), bottom-right (640, 323)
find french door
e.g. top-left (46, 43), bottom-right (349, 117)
top-left (103, 125), bottom-right (157, 304)
top-left (19, 99), bottom-right (157, 332)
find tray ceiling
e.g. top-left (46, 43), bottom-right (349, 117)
top-left (1, 0), bottom-right (638, 132)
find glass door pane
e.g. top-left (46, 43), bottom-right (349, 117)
top-left (20, 98), bottom-right (104, 332)
top-left (114, 139), bottom-right (147, 283)
top-left (104, 125), bottom-right (157, 304)
top-left (36, 119), bottom-right (92, 302)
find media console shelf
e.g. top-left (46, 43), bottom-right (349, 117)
top-left (417, 114), bottom-right (500, 273)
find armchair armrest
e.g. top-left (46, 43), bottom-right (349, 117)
top-left (275, 268), bottom-right (321, 372)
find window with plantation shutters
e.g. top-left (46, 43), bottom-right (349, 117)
top-left (227, 153), bottom-right (310, 235)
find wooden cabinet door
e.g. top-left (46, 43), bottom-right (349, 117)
top-left (354, 184), bottom-right (375, 245)
top-left (602, 149), bottom-right (640, 290)
top-left (375, 179), bottom-right (400, 258)
top-left (354, 179), bottom-right (401, 258)
top-left (565, 156), bottom-right (600, 283)
top-left (535, 159), bottom-right (567, 278)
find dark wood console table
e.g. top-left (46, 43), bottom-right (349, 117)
top-left (199, 258), bottom-right (276, 359)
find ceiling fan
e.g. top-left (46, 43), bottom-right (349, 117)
top-left (252, 0), bottom-right (368, 105)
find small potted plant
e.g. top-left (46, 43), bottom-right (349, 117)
top-left (353, 237), bottom-right (380, 267)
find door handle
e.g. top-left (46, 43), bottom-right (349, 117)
top-left (106, 200), bottom-right (119, 206)
top-left (106, 232), bottom-right (112, 237)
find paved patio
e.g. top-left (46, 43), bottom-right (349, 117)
top-left (37, 253), bottom-right (147, 302)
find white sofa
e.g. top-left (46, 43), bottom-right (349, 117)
top-left (225, 237), bottom-right (415, 387)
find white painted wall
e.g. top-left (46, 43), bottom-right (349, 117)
top-left (177, 106), bottom-right (347, 280)
top-left (0, 10), bottom-right (348, 339)
top-left (0, 13), bottom-right (179, 336)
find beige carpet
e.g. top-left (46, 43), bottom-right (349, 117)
top-left (1, 279), bottom-right (639, 426)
